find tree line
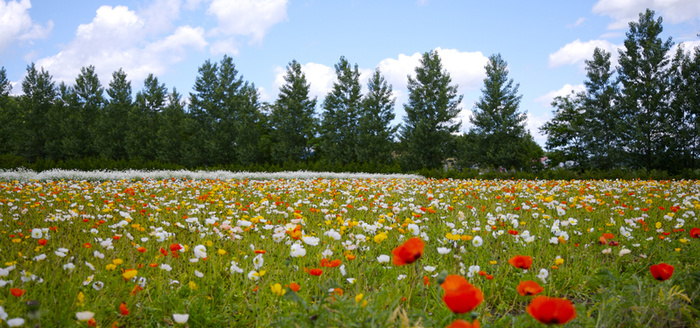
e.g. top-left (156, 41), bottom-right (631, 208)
top-left (0, 9), bottom-right (697, 176)
top-left (541, 9), bottom-right (700, 173)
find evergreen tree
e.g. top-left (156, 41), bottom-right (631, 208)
top-left (128, 74), bottom-right (167, 161)
top-left (103, 69), bottom-right (133, 161)
top-left (669, 45), bottom-right (700, 170)
top-left (52, 83), bottom-right (78, 161)
top-left (617, 9), bottom-right (674, 170)
top-left (0, 67), bottom-right (18, 155)
top-left (468, 53), bottom-right (538, 170)
top-left (156, 88), bottom-right (186, 164)
top-left (400, 50), bottom-right (462, 170)
top-left (320, 56), bottom-right (363, 165)
top-left (187, 59), bottom-right (219, 166)
top-left (357, 68), bottom-right (397, 165)
top-left (582, 48), bottom-right (620, 170)
top-left (539, 93), bottom-right (589, 168)
top-left (20, 63), bottom-right (57, 161)
top-left (269, 60), bottom-right (318, 164)
top-left (70, 65), bottom-right (105, 158)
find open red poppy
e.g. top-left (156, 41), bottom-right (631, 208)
top-left (527, 296), bottom-right (576, 325)
top-left (446, 319), bottom-right (481, 328)
top-left (690, 227), bottom-right (700, 239)
top-left (517, 280), bottom-right (544, 296)
top-left (649, 263), bottom-right (674, 281)
top-left (391, 237), bottom-right (424, 266)
top-left (309, 268), bottom-right (323, 276)
top-left (508, 255), bottom-right (533, 270)
top-left (441, 275), bottom-right (484, 314)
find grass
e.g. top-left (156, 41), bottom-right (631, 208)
top-left (0, 171), bottom-right (698, 327)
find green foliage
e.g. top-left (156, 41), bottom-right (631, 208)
top-left (357, 68), bottom-right (398, 165)
top-left (400, 50), bottom-right (462, 171)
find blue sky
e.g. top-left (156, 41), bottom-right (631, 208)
top-left (2, 0), bottom-right (699, 145)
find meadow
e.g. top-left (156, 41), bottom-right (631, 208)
top-left (0, 170), bottom-right (698, 327)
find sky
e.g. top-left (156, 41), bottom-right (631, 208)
top-left (1, 0), bottom-right (700, 146)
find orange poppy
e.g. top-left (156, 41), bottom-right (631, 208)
top-left (508, 255), bottom-right (533, 270)
top-left (423, 275), bottom-right (430, 286)
top-left (10, 288), bottom-right (25, 297)
top-left (119, 302), bottom-right (129, 316)
top-left (690, 227), bottom-right (700, 239)
top-left (391, 237), bottom-right (425, 266)
top-left (309, 268), bottom-right (323, 276)
top-left (527, 296), bottom-right (576, 325)
top-left (649, 263), bottom-right (674, 281)
top-left (289, 282), bottom-right (300, 292)
top-left (517, 280), bottom-right (543, 296)
top-left (446, 319), bottom-right (481, 328)
top-left (441, 275), bottom-right (484, 314)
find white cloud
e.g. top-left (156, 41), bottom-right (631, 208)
top-left (534, 84), bottom-right (586, 106)
top-left (672, 40), bottom-right (700, 55)
top-left (207, 0), bottom-right (287, 54)
top-left (138, 0), bottom-right (182, 34)
top-left (549, 39), bottom-right (620, 68)
top-left (568, 17), bottom-right (586, 28)
top-left (526, 112), bottom-right (552, 145)
top-left (0, 0), bottom-right (53, 52)
top-left (593, 0), bottom-right (700, 30)
top-left (33, 5), bottom-right (206, 89)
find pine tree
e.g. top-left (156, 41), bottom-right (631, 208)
top-left (71, 65), bottom-right (105, 158)
top-left (357, 68), bottom-right (397, 165)
top-left (127, 74), bottom-right (167, 161)
top-left (156, 88), bottom-right (186, 164)
top-left (617, 9), bottom-right (674, 170)
top-left (187, 59), bottom-right (219, 166)
top-left (539, 93), bottom-right (588, 168)
top-left (269, 60), bottom-right (318, 164)
top-left (469, 54), bottom-right (538, 170)
top-left (400, 50), bottom-right (462, 170)
top-left (320, 56), bottom-right (363, 165)
top-left (20, 63), bottom-right (57, 161)
top-left (582, 48), bottom-right (620, 170)
top-left (103, 69), bottom-right (133, 161)
top-left (669, 45), bottom-right (700, 170)
top-left (0, 67), bottom-right (18, 156)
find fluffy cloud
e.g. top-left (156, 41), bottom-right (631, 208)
top-left (0, 0), bottom-right (53, 52)
top-left (534, 84), bottom-right (586, 106)
top-left (593, 0), bottom-right (700, 30)
top-left (207, 0), bottom-right (288, 54)
top-left (549, 39), bottom-right (620, 68)
top-left (34, 5), bottom-right (206, 87)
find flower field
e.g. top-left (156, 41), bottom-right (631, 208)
top-left (1, 170), bottom-right (699, 327)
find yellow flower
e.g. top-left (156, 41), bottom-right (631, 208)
top-left (489, 260), bottom-right (498, 265)
top-left (270, 283), bottom-right (286, 296)
top-left (555, 258), bottom-right (564, 266)
top-left (218, 249), bottom-right (227, 255)
top-left (461, 235), bottom-right (473, 241)
top-left (655, 222), bottom-right (662, 229)
top-left (205, 240), bottom-right (213, 247)
top-left (679, 239), bottom-right (688, 244)
top-left (112, 259), bottom-right (123, 265)
top-left (189, 281), bottom-right (198, 290)
top-left (355, 293), bottom-right (364, 303)
top-left (122, 269), bottom-right (138, 280)
top-left (105, 264), bottom-right (117, 271)
top-left (77, 292), bottom-right (85, 307)
top-left (12, 238), bottom-right (21, 243)
top-left (373, 232), bottom-right (387, 243)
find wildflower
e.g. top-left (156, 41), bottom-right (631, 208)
top-left (289, 282), bottom-right (300, 292)
top-left (537, 269), bottom-right (549, 283)
top-left (270, 283), bottom-right (286, 296)
top-left (619, 249), bottom-right (631, 257)
top-left (10, 288), bottom-right (25, 297)
top-left (122, 269), bottom-right (138, 280)
top-left (253, 254), bottom-right (264, 269)
top-left (76, 311), bottom-right (95, 321)
top-left (467, 265), bottom-right (480, 278)
top-left (377, 255), bottom-right (390, 263)
top-left (517, 281), bottom-right (543, 296)
top-left (441, 275), bottom-right (484, 314)
top-left (472, 236), bottom-right (483, 247)
top-left (690, 227), bottom-right (700, 238)
top-left (119, 302), bottom-right (129, 316)
top-left (172, 313), bottom-right (189, 324)
top-left (423, 275), bottom-right (430, 286)
top-left (309, 268), bottom-right (323, 276)
top-left (290, 243), bottom-right (306, 258)
top-left (437, 247), bottom-right (451, 254)
top-left (508, 255), bottom-right (533, 270)
top-left (38, 238), bottom-right (47, 246)
top-left (193, 245), bottom-right (207, 259)
top-left (391, 237), bottom-right (424, 266)
top-left (6, 318), bottom-right (25, 327)
top-left (526, 296), bottom-right (576, 325)
top-left (649, 263), bottom-right (674, 281)
top-left (447, 319), bottom-right (481, 328)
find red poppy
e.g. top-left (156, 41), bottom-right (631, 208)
top-left (38, 238), bottom-right (47, 246)
top-left (131, 285), bottom-right (143, 295)
top-left (10, 288), bottom-right (25, 297)
top-left (423, 275), bottom-right (430, 286)
top-left (527, 296), bottom-right (577, 325)
top-left (446, 319), bottom-right (481, 328)
top-left (690, 227), bottom-right (700, 239)
top-left (508, 255), bottom-right (533, 270)
top-left (289, 282), bottom-right (300, 292)
top-left (391, 237), bottom-right (425, 266)
top-left (517, 280), bottom-right (544, 296)
top-left (119, 302), bottom-right (129, 316)
top-left (649, 263), bottom-right (674, 281)
top-left (441, 275), bottom-right (484, 314)
top-left (169, 243), bottom-right (182, 252)
top-left (309, 268), bottom-right (323, 276)
top-left (160, 247), bottom-right (168, 257)
top-left (254, 249), bottom-right (266, 254)
top-left (137, 247), bottom-right (147, 253)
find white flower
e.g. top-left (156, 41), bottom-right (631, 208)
top-left (549, 237), bottom-right (559, 244)
top-left (7, 318), bottom-right (25, 327)
top-left (0, 305), bottom-right (7, 321)
top-left (33, 254), bottom-right (47, 261)
top-left (397, 274), bottom-right (407, 280)
top-left (424, 266), bottom-right (436, 272)
top-left (321, 248), bottom-right (333, 258)
top-left (407, 224), bottom-right (420, 236)
top-left (173, 313), bottom-right (189, 324)
top-left (619, 249), bottom-right (631, 257)
top-left (347, 278), bottom-right (356, 284)
top-left (160, 264), bottom-right (172, 272)
top-left (290, 243), bottom-right (306, 258)
top-left (467, 265), bottom-right (480, 278)
top-left (437, 247), bottom-right (451, 254)
top-left (340, 264), bottom-right (346, 276)
top-left (253, 254), bottom-right (264, 270)
top-left (247, 270), bottom-right (261, 281)
top-left (377, 255), bottom-right (390, 263)
top-left (93, 251), bottom-right (105, 259)
top-left (537, 268), bottom-right (549, 283)
top-left (602, 248), bottom-right (612, 254)
top-left (63, 263), bottom-right (75, 271)
top-left (324, 229), bottom-right (341, 240)
top-left (75, 311), bottom-right (95, 321)
top-left (92, 281), bottom-right (104, 291)
top-left (31, 229), bottom-right (43, 239)
top-left (230, 261), bottom-right (243, 274)
top-left (194, 270), bottom-right (204, 278)
top-left (472, 236), bottom-right (483, 247)
top-left (85, 262), bottom-right (95, 271)
top-left (302, 236), bottom-right (320, 246)
top-left (193, 245), bottom-right (207, 258)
